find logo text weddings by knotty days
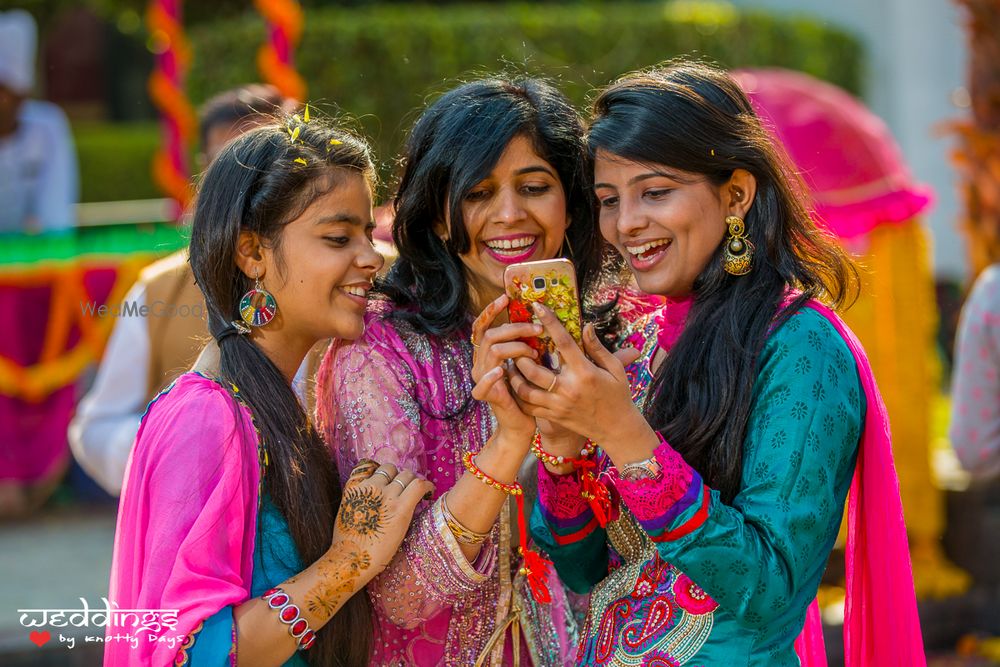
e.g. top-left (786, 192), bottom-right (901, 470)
top-left (18, 598), bottom-right (187, 650)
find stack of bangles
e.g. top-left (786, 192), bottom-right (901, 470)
top-left (530, 430), bottom-right (596, 468)
top-left (261, 587), bottom-right (316, 651)
top-left (441, 491), bottom-right (490, 545)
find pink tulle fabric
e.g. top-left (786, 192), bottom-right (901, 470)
top-left (734, 68), bottom-right (933, 240)
top-left (797, 300), bottom-right (926, 667)
top-left (106, 373), bottom-right (260, 666)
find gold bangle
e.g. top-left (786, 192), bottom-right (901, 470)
top-left (441, 492), bottom-right (490, 545)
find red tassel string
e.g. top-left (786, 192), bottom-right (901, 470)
top-left (576, 459), bottom-right (612, 528)
top-left (515, 493), bottom-right (553, 604)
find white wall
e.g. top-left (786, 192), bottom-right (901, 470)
top-left (728, 0), bottom-right (970, 280)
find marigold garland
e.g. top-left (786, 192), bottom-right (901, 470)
top-left (0, 255), bottom-right (155, 402)
top-left (147, 0), bottom-right (195, 214)
top-left (254, 0), bottom-right (307, 102)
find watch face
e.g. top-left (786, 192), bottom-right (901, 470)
top-left (619, 458), bottom-right (663, 481)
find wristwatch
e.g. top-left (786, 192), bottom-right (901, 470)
top-left (617, 456), bottom-right (663, 481)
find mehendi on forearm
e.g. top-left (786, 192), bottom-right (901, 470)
top-left (304, 540), bottom-right (372, 619)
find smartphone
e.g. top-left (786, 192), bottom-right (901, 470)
top-left (503, 258), bottom-right (582, 371)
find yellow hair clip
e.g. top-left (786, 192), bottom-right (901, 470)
top-left (289, 126), bottom-right (301, 143)
top-left (304, 104), bottom-right (310, 123)
top-left (329, 138), bottom-right (342, 146)
top-left (294, 157), bottom-right (307, 165)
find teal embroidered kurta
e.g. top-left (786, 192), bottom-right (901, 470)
top-left (531, 306), bottom-right (864, 666)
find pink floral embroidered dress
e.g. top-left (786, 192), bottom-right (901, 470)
top-left (315, 298), bottom-right (577, 666)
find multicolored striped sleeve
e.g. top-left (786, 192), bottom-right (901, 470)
top-left (610, 436), bottom-right (710, 543)
top-left (529, 462), bottom-right (608, 594)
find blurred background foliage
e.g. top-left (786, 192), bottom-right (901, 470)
top-left (5, 0), bottom-right (863, 202)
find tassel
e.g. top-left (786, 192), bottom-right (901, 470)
top-left (577, 460), bottom-right (612, 528)
top-left (514, 493), bottom-right (553, 604)
top-left (520, 549), bottom-right (553, 604)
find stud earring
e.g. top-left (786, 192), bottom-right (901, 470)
top-left (239, 268), bottom-right (278, 328)
top-left (723, 215), bottom-right (754, 276)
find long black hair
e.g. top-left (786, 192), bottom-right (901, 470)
top-left (188, 118), bottom-right (375, 667)
top-left (383, 76), bottom-right (613, 336)
top-left (588, 62), bottom-right (858, 503)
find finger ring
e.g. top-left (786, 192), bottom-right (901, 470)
top-left (547, 375), bottom-right (558, 392)
top-left (470, 333), bottom-right (480, 349)
top-left (391, 478), bottom-right (407, 491)
top-left (373, 469), bottom-right (392, 482)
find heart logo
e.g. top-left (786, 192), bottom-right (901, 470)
top-left (29, 630), bottom-right (50, 647)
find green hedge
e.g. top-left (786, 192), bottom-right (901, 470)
top-left (78, 1), bottom-right (863, 202)
top-left (73, 122), bottom-right (161, 202)
top-left (189, 0), bottom-right (862, 187)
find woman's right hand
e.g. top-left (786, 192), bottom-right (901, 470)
top-left (470, 294), bottom-right (542, 441)
top-left (328, 460), bottom-right (434, 582)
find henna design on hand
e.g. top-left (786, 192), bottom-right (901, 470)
top-left (337, 485), bottom-right (386, 537)
top-left (347, 459), bottom-right (380, 484)
top-left (304, 541), bottom-right (372, 619)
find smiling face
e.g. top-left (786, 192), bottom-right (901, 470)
top-left (444, 134), bottom-right (569, 309)
top-left (249, 171), bottom-right (383, 344)
top-left (595, 151), bottom-right (748, 298)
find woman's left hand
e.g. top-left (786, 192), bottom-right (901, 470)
top-left (509, 303), bottom-right (644, 448)
top-left (470, 294), bottom-right (541, 441)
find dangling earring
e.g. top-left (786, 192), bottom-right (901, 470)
top-left (561, 233), bottom-right (575, 259)
top-left (239, 268), bottom-right (278, 328)
top-left (723, 215), bottom-right (754, 276)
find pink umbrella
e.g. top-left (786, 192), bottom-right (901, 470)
top-left (734, 68), bottom-right (933, 240)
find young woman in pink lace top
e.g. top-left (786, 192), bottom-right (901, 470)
top-left (315, 78), bottom-right (619, 666)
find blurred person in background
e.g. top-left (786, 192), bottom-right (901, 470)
top-left (0, 9), bottom-right (78, 234)
top-left (950, 263), bottom-right (1000, 482)
top-left (68, 84), bottom-right (292, 495)
top-left (0, 8), bottom-right (80, 517)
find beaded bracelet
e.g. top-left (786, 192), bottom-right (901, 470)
top-left (530, 431), bottom-right (596, 468)
top-left (261, 587), bottom-right (316, 651)
top-left (461, 450), bottom-right (523, 496)
top-left (441, 492), bottom-right (491, 545)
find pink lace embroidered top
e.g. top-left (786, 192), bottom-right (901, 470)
top-left (315, 298), bottom-right (576, 667)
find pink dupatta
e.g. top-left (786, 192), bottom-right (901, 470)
top-left (106, 373), bottom-right (262, 666)
top-left (793, 300), bottom-right (926, 666)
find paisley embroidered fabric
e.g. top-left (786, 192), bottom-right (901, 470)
top-left (531, 305), bottom-right (865, 666)
top-left (315, 299), bottom-right (576, 667)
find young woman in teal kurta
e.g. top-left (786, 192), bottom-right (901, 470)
top-left (479, 63), bottom-right (923, 666)
top-left (530, 302), bottom-right (863, 665)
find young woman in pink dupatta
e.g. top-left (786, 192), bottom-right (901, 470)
top-left (106, 118), bottom-right (432, 666)
top-left (488, 63), bottom-right (925, 666)
top-left (314, 78), bottom-right (628, 666)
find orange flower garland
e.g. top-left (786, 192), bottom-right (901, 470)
top-left (254, 0), bottom-right (307, 102)
top-left (146, 0), bottom-right (195, 213)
